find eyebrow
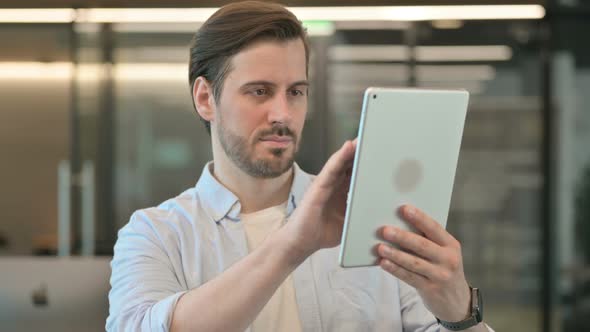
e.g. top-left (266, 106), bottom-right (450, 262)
top-left (240, 80), bottom-right (310, 89)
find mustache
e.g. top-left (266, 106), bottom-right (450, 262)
top-left (257, 124), bottom-right (296, 140)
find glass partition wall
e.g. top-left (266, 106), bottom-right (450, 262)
top-left (0, 24), bottom-right (72, 256)
top-left (3, 6), bottom-right (589, 331)
top-left (327, 20), bottom-right (544, 332)
top-left (550, 10), bottom-right (590, 332)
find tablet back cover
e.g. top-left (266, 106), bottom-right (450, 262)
top-left (339, 87), bottom-right (469, 267)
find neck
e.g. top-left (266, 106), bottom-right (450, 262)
top-left (211, 153), bottom-right (294, 214)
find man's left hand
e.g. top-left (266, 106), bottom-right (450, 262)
top-left (377, 204), bottom-right (471, 323)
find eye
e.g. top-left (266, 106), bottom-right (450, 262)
top-left (289, 89), bottom-right (305, 97)
top-left (254, 88), bottom-right (267, 96)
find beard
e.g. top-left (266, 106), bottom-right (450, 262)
top-left (217, 115), bottom-right (299, 179)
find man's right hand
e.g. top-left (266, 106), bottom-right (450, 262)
top-left (282, 139), bottom-right (357, 264)
top-left (169, 139), bottom-right (356, 332)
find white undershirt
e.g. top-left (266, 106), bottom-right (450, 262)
top-left (241, 201), bottom-right (303, 332)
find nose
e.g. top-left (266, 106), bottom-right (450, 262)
top-left (267, 93), bottom-right (292, 125)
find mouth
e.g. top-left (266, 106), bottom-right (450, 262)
top-left (259, 135), bottom-right (293, 148)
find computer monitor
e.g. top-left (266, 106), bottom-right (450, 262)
top-left (0, 257), bottom-right (111, 332)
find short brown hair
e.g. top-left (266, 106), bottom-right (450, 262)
top-left (188, 1), bottom-right (310, 134)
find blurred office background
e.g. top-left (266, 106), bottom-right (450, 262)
top-left (0, 0), bottom-right (589, 331)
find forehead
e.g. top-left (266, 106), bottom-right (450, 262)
top-left (225, 38), bottom-right (307, 85)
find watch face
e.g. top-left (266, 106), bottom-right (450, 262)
top-left (473, 287), bottom-right (483, 322)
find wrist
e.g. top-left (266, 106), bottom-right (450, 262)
top-left (437, 286), bottom-right (484, 331)
top-left (435, 283), bottom-right (471, 322)
top-left (448, 284), bottom-right (472, 322)
top-left (272, 225), bottom-right (313, 268)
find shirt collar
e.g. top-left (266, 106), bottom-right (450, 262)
top-left (194, 162), bottom-right (241, 223)
top-left (194, 161), bottom-right (313, 224)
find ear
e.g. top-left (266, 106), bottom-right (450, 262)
top-left (193, 76), bottom-right (216, 123)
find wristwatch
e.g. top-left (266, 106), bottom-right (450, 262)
top-left (436, 286), bottom-right (483, 331)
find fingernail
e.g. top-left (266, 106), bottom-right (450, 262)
top-left (387, 227), bottom-right (396, 239)
top-left (405, 206), bottom-right (415, 218)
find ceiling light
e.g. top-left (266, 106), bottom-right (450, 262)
top-left (416, 65), bottom-right (496, 81)
top-left (75, 8), bottom-right (216, 23)
top-left (330, 63), bottom-right (495, 82)
top-left (0, 62), bottom-right (72, 80)
top-left (329, 45), bottom-right (512, 62)
top-left (334, 21), bottom-right (410, 31)
top-left (0, 5), bottom-right (545, 24)
top-left (111, 23), bottom-right (201, 33)
top-left (113, 63), bottom-right (187, 80)
top-left (0, 9), bottom-right (75, 23)
top-left (330, 45), bottom-right (408, 62)
top-left (416, 45), bottom-right (512, 62)
top-left (290, 5), bottom-right (544, 21)
top-left (0, 62), bottom-right (189, 81)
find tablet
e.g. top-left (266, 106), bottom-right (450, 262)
top-left (339, 87), bottom-right (469, 268)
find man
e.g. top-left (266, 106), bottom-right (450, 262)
top-left (107, 2), bottom-right (493, 331)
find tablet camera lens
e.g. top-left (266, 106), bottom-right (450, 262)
top-left (373, 94), bottom-right (377, 99)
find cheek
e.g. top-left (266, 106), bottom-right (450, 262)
top-left (240, 108), bottom-right (266, 132)
top-left (294, 105), bottom-right (308, 133)
top-left (219, 100), bottom-right (262, 136)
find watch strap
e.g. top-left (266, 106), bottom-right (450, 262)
top-left (437, 315), bottom-right (480, 331)
top-left (436, 287), bottom-right (483, 331)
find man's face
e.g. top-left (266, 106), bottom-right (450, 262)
top-left (213, 38), bottom-right (308, 178)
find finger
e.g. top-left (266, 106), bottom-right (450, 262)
top-left (381, 226), bottom-right (444, 263)
top-left (380, 258), bottom-right (428, 289)
top-left (315, 140), bottom-right (356, 190)
top-left (399, 205), bottom-right (454, 247)
top-left (378, 244), bottom-right (438, 280)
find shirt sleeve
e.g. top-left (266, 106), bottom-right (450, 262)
top-left (398, 280), bottom-right (440, 332)
top-left (106, 211), bottom-right (188, 332)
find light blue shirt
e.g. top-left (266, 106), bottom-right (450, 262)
top-left (107, 162), bottom-right (474, 332)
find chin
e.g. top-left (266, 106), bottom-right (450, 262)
top-left (248, 156), bottom-right (295, 178)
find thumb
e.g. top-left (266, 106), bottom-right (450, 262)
top-left (314, 140), bottom-right (357, 191)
